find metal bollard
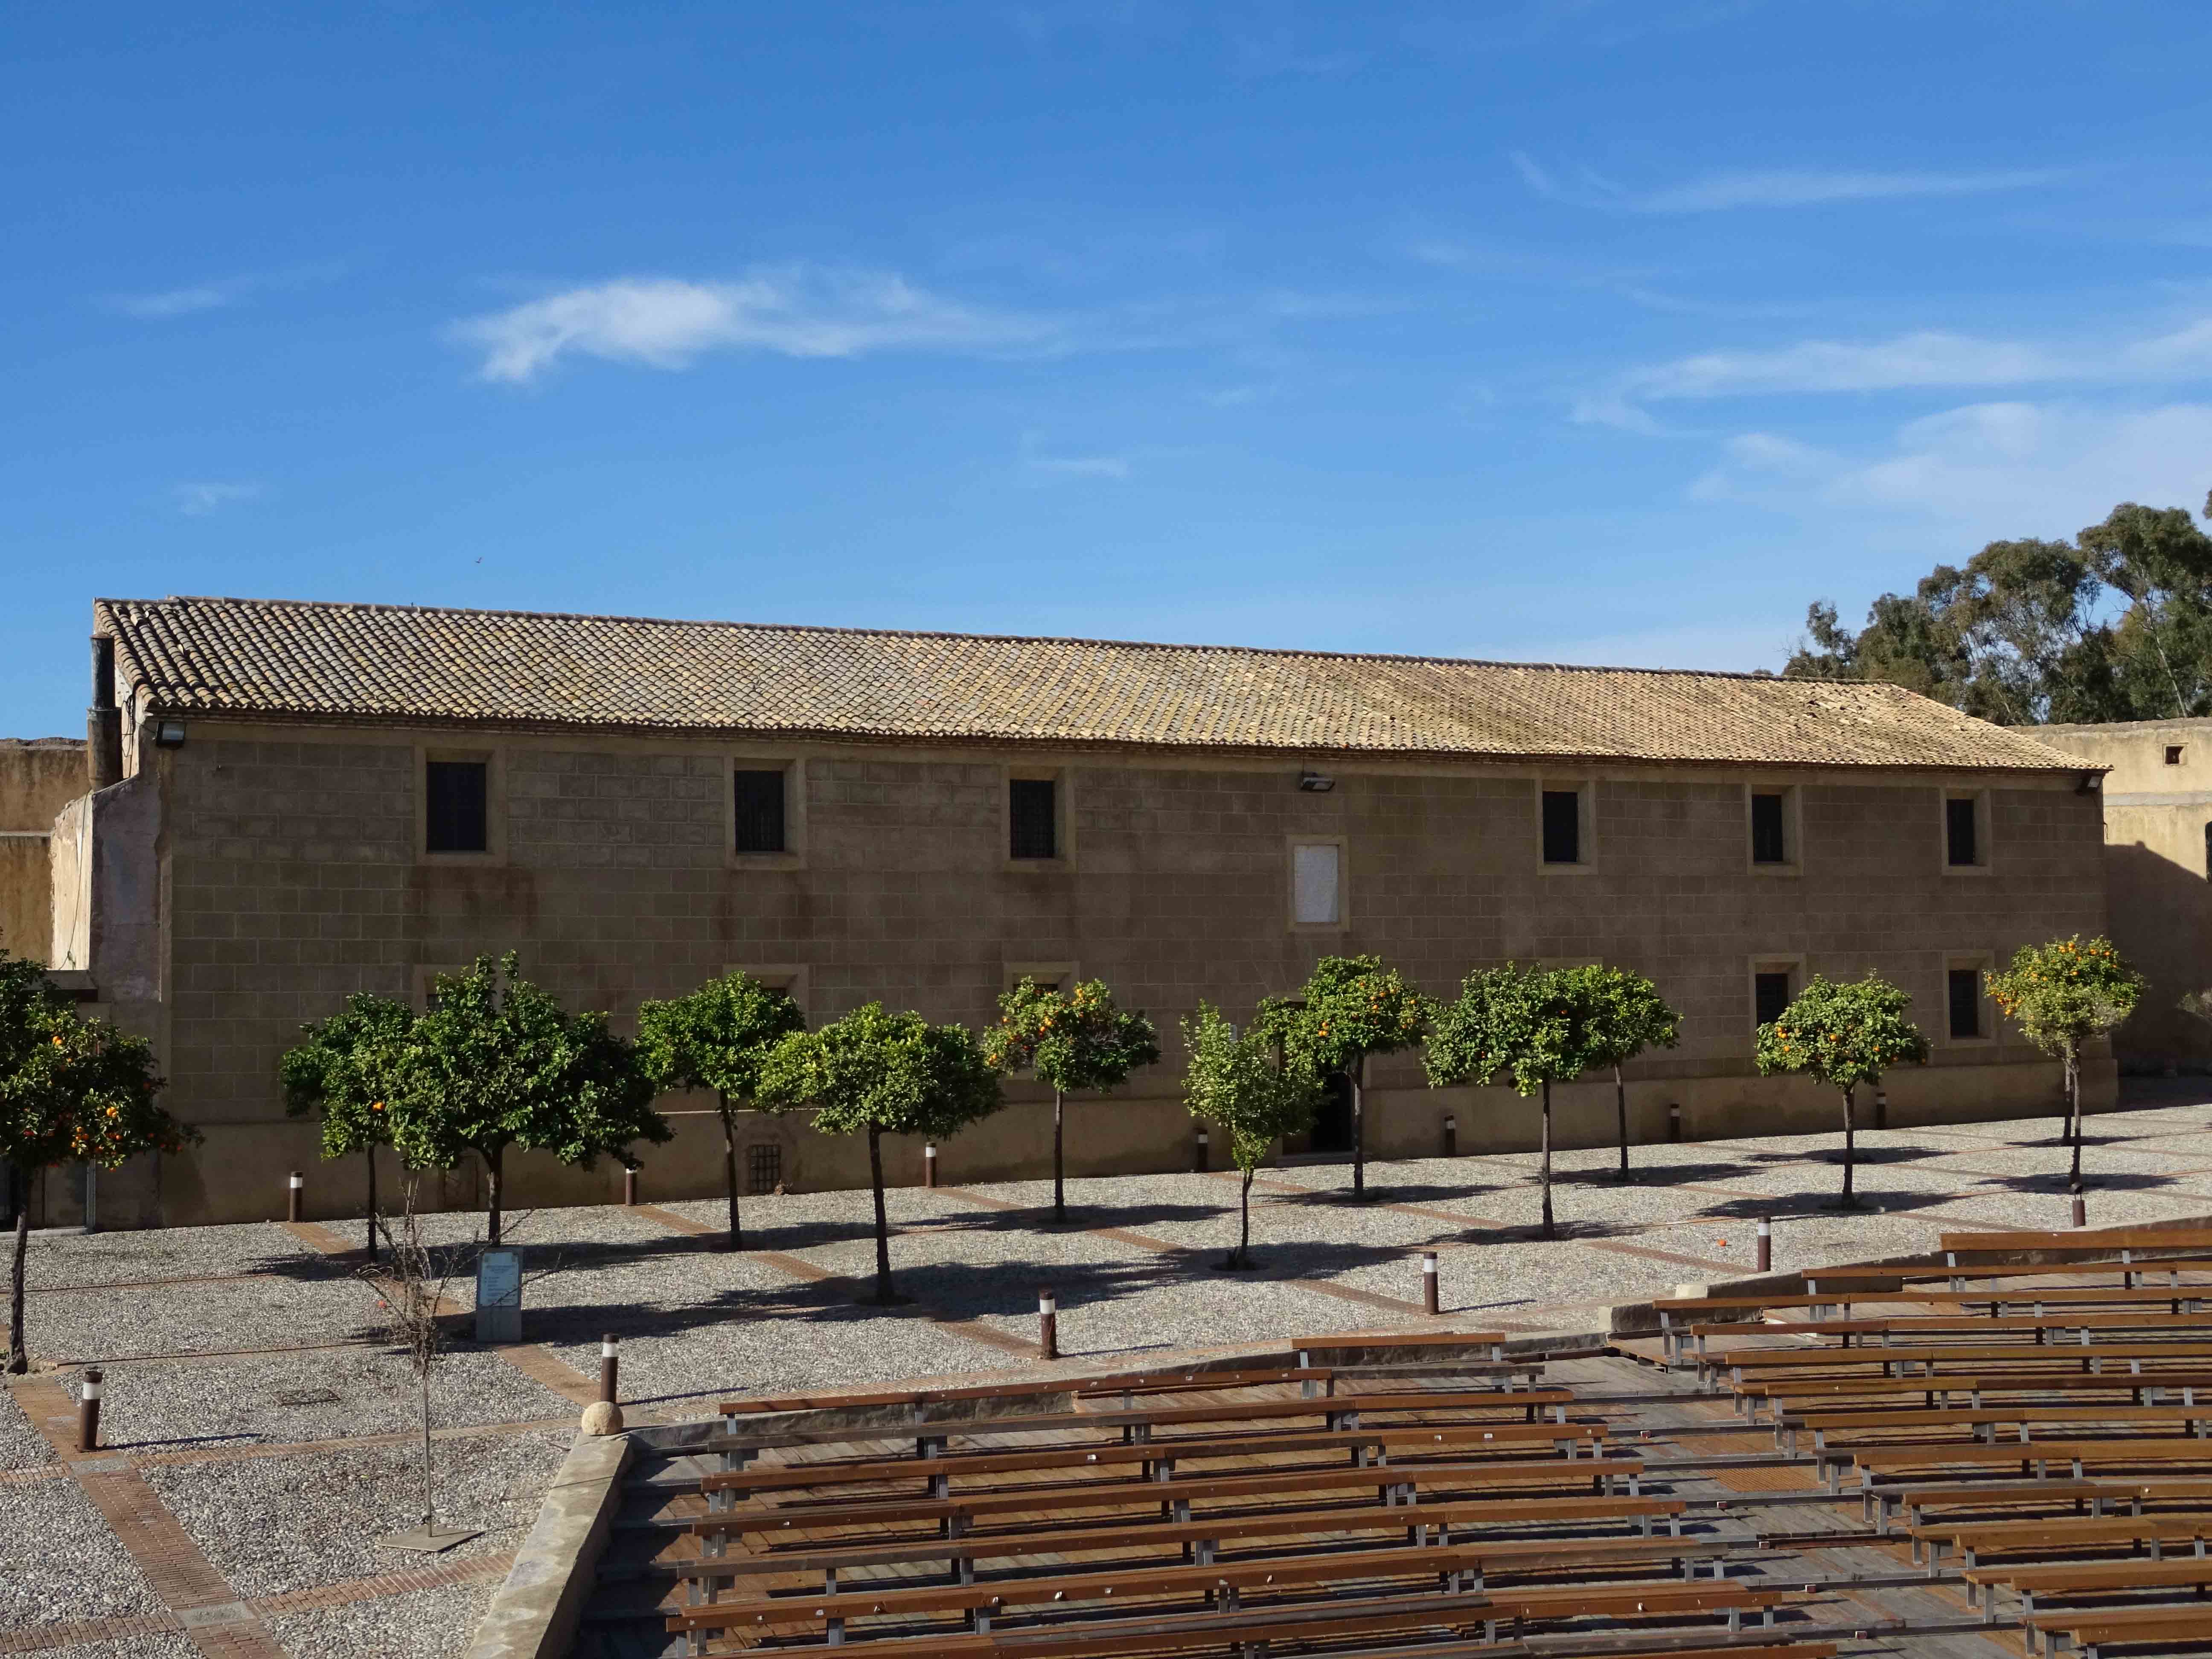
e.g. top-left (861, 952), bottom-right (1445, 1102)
top-left (287, 1171), bottom-right (304, 1223)
top-left (1756, 1217), bottom-right (1772, 1275)
top-left (2072, 1192), bottom-right (2087, 1228)
top-left (1194, 1129), bottom-right (1209, 1173)
top-left (600, 1334), bottom-right (619, 1404)
top-left (924, 1144), bottom-right (938, 1188)
top-left (1667, 1104), bottom-right (1682, 1143)
top-left (1421, 1251), bottom-right (1439, 1316)
top-left (622, 1165), bottom-right (638, 1207)
top-left (1444, 1115), bottom-right (1457, 1158)
top-left (78, 1368), bottom-right (102, 1453)
top-left (1039, 1286), bottom-right (1058, 1360)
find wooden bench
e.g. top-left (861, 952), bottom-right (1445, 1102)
top-left (1808, 1258), bottom-right (2212, 1291)
top-left (1941, 1228), bottom-right (2212, 1254)
top-left (1696, 1313), bottom-right (2212, 1348)
top-left (1776, 1402), bottom-right (2212, 1454)
top-left (1842, 1438), bottom-right (2212, 1496)
top-left (673, 1496), bottom-right (1695, 1593)
top-left (1870, 1476), bottom-right (2212, 1534)
top-left (667, 1575), bottom-right (1793, 1657)
top-left (719, 1366), bottom-right (1334, 1418)
top-left (1967, 1552), bottom-right (2212, 1615)
top-left (2026, 1598), bottom-right (2212, 1657)
top-left (688, 1455), bottom-right (1650, 1540)
top-left (1294, 1330), bottom-right (1508, 1360)
top-left (1707, 1340), bottom-right (2212, 1389)
top-left (1737, 1372), bottom-right (2212, 1421)
top-left (1912, 1513), bottom-right (2212, 1570)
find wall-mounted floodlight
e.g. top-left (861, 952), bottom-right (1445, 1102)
top-left (152, 720), bottom-right (186, 748)
top-left (1297, 770), bottom-right (1336, 793)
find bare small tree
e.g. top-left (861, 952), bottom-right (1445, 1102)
top-left (363, 1176), bottom-right (477, 1550)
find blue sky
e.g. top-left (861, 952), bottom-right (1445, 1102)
top-left (9, 0), bottom-right (2212, 734)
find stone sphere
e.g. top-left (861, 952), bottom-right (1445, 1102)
top-left (580, 1400), bottom-right (626, 1436)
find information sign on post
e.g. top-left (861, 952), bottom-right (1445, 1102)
top-left (475, 1247), bottom-right (523, 1344)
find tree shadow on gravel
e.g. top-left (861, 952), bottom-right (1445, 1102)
top-left (1742, 1144), bottom-right (1938, 1167)
top-left (1683, 1185), bottom-right (1966, 1220)
top-left (1552, 1162), bottom-right (1758, 1189)
top-left (903, 1201), bottom-right (1231, 1236)
top-left (1260, 1183), bottom-right (1505, 1210)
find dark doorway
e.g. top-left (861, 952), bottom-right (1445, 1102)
top-left (1310, 1072), bottom-right (1355, 1153)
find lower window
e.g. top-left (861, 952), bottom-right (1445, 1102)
top-left (746, 1144), bottom-right (783, 1195)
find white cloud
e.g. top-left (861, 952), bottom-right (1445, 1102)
top-left (1027, 452), bottom-right (1131, 479)
top-left (173, 481), bottom-right (262, 516)
top-left (456, 269), bottom-right (1058, 383)
top-left (113, 284), bottom-right (237, 319)
top-left (1511, 151), bottom-right (2068, 214)
top-left (1689, 401), bottom-right (2212, 539)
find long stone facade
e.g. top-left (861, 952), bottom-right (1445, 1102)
top-left (57, 716), bottom-right (2111, 1227)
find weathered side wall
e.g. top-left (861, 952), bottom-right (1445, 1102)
top-left (2040, 720), bottom-right (2212, 1071)
top-left (0, 737), bottom-right (84, 963)
top-left (127, 718), bottom-right (2110, 1225)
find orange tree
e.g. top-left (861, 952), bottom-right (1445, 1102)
top-left (1180, 1003), bottom-right (1322, 1269)
top-left (2, 952), bottom-right (193, 1372)
top-left (1755, 974), bottom-right (1929, 1205)
top-left (636, 971), bottom-right (807, 1250)
top-left (983, 977), bottom-right (1158, 1225)
top-left (1569, 966), bottom-right (1682, 1181)
top-left (1988, 936), bottom-right (2145, 1196)
top-left (281, 991), bottom-right (415, 1257)
top-left (1259, 956), bottom-right (1431, 1201)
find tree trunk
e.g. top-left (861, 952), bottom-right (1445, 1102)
top-left (6, 1176), bottom-right (29, 1374)
top-left (419, 1359), bottom-right (436, 1532)
top-left (1614, 1064), bottom-right (1630, 1179)
top-left (1539, 1079), bottom-right (1555, 1240)
top-left (2067, 1045), bottom-right (2084, 1194)
top-left (719, 1094), bottom-right (742, 1252)
top-left (1052, 1088), bottom-right (1066, 1225)
top-left (867, 1126), bottom-right (894, 1304)
top-left (484, 1146), bottom-right (503, 1247)
top-left (365, 1148), bottom-right (378, 1261)
top-left (1350, 1057), bottom-right (1366, 1201)
top-left (1841, 1087), bottom-right (1857, 1202)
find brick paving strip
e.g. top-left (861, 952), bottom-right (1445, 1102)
top-left (629, 1201), bottom-right (1039, 1357)
top-left (0, 1553), bottom-right (514, 1656)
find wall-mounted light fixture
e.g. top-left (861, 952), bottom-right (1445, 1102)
top-left (152, 720), bottom-right (186, 749)
top-left (1297, 770), bottom-right (1336, 793)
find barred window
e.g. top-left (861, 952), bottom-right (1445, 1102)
top-left (1946, 796), bottom-right (1979, 867)
top-left (1010, 778), bottom-right (1057, 860)
top-left (1750, 793), bottom-right (1787, 864)
top-left (425, 760), bottom-right (488, 853)
top-left (1754, 970), bottom-right (1793, 1027)
top-left (1541, 790), bottom-right (1580, 864)
top-left (746, 1144), bottom-right (782, 1195)
top-left (1948, 968), bottom-right (1984, 1039)
top-left (733, 770), bottom-right (786, 854)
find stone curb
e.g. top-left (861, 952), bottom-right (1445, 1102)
top-left (462, 1428), bottom-right (629, 1659)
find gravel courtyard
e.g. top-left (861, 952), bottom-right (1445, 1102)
top-left (7, 1083), bottom-right (2212, 1656)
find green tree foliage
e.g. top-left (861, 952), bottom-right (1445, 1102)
top-left (1179, 1002), bottom-right (1323, 1269)
top-left (983, 977), bottom-right (1159, 1225)
top-left (1424, 966), bottom-right (1605, 1240)
top-left (382, 955), bottom-right (669, 1246)
top-left (1564, 966), bottom-right (1683, 1179)
top-left (1754, 975), bottom-right (1930, 1203)
top-left (1, 952), bottom-right (194, 1372)
top-left (1784, 492), bottom-right (2212, 723)
top-left (635, 971), bottom-right (807, 1250)
top-left (1258, 955), bottom-right (1431, 1201)
top-left (280, 991), bottom-right (415, 1257)
top-left (1988, 937), bottom-right (2145, 1194)
top-left (754, 1004), bottom-right (1003, 1303)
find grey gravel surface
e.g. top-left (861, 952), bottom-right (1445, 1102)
top-left (36, 1636), bottom-right (200, 1659)
top-left (26, 1271), bottom-right (382, 1364)
top-left (0, 1387), bottom-right (56, 1470)
top-left (264, 1578), bottom-right (490, 1659)
top-left (143, 1429), bottom-right (568, 1598)
top-left (20, 1222), bottom-right (310, 1291)
top-left (0, 1477), bottom-right (164, 1627)
top-left (93, 1348), bottom-right (570, 1451)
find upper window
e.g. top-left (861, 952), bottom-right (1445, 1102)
top-left (1944, 793), bottom-right (1988, 869)
top-left (1750, 792), bottom-right (1788, 865)
top-left (425, 760), bottom-right (489, 853)
top-left (1292, 842), bottom-right (1342, 927)
top-left (1010, 777), bottom-right (1058, 860)
top-left (1753, 969), bottom-right (1794, 1027)
top-left (733, 769), bottom-right (787, 854)
top-left (1541, 789), bottom-right (1581, 864)
top-left (1948, 966), bottom-right (1984, 1039)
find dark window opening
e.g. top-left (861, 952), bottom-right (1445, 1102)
top-left (1754, 971), bottom-right (1793, 1027)
top-left (1750, 792), bottom-right (1788, 864)
top-left (746, 1144), bottom-right (782, 1195)
top-left (2204, 821), bottom-right (2211, 880)
top-left (1945, 796), bottom-right (1979, 867)
top-left (1948, 968), bottom-right (1983, 1039)
top-left (1010, 777), bottom-right (1057, 860)
top-left (2168, 745), bottom-right (2186, 765)
top-left (1310, 1071), bottom-right (1355, 1153)
top-left (1541, 789), bottom-right (1581, 864)
top-left (733, 769), bottom-right (787, 854)
top-left (425, 760), bottom-right (489, 853)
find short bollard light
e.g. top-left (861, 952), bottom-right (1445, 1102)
top-left (1874, 1089), bottom-right (1889, 1132)
top-left (924, 1144), bottom-right (938, 1188)
top-left (1443, 1114), bottom-right (1458, 1158)
top-left (1194, 1128), bottom-right (1209, 1173)
top-left (622, 1165), bottom-right (638, 1207)
top-left (1038, 1286), bottom-right (1058, 1360)
top-left (1420, 1250), bottom-right (1439, 1316)
top-left (600, 1334), bottom-right (620, 1404)
top-left (1755, 1216), bottom-right (1772, 1274)
top-left (78, 1368), bottom-right (102, 1453)
top-left (287, 1170), bottom-right (304, 1223)
top-left (2072, 1191), bottom-right (2087, 1228)
top-left (1667, 1104), bottom-right (1683, 1143)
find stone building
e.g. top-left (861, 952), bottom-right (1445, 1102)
top-left (2038, 719), bottom-right (2212, 1072)
top-left (38, 595), bottom-right (2110, 1227)
top-left (1, 737), bottom-right (86, 960)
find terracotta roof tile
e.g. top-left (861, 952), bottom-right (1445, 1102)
top-left (95, 596), bottom-right (2087, 773)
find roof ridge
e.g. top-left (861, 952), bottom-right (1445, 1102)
top-left (101, 593), bottom-right (1799, 684)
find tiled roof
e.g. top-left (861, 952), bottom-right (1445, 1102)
top-left (94, 596), bottom-right (2089, 772)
